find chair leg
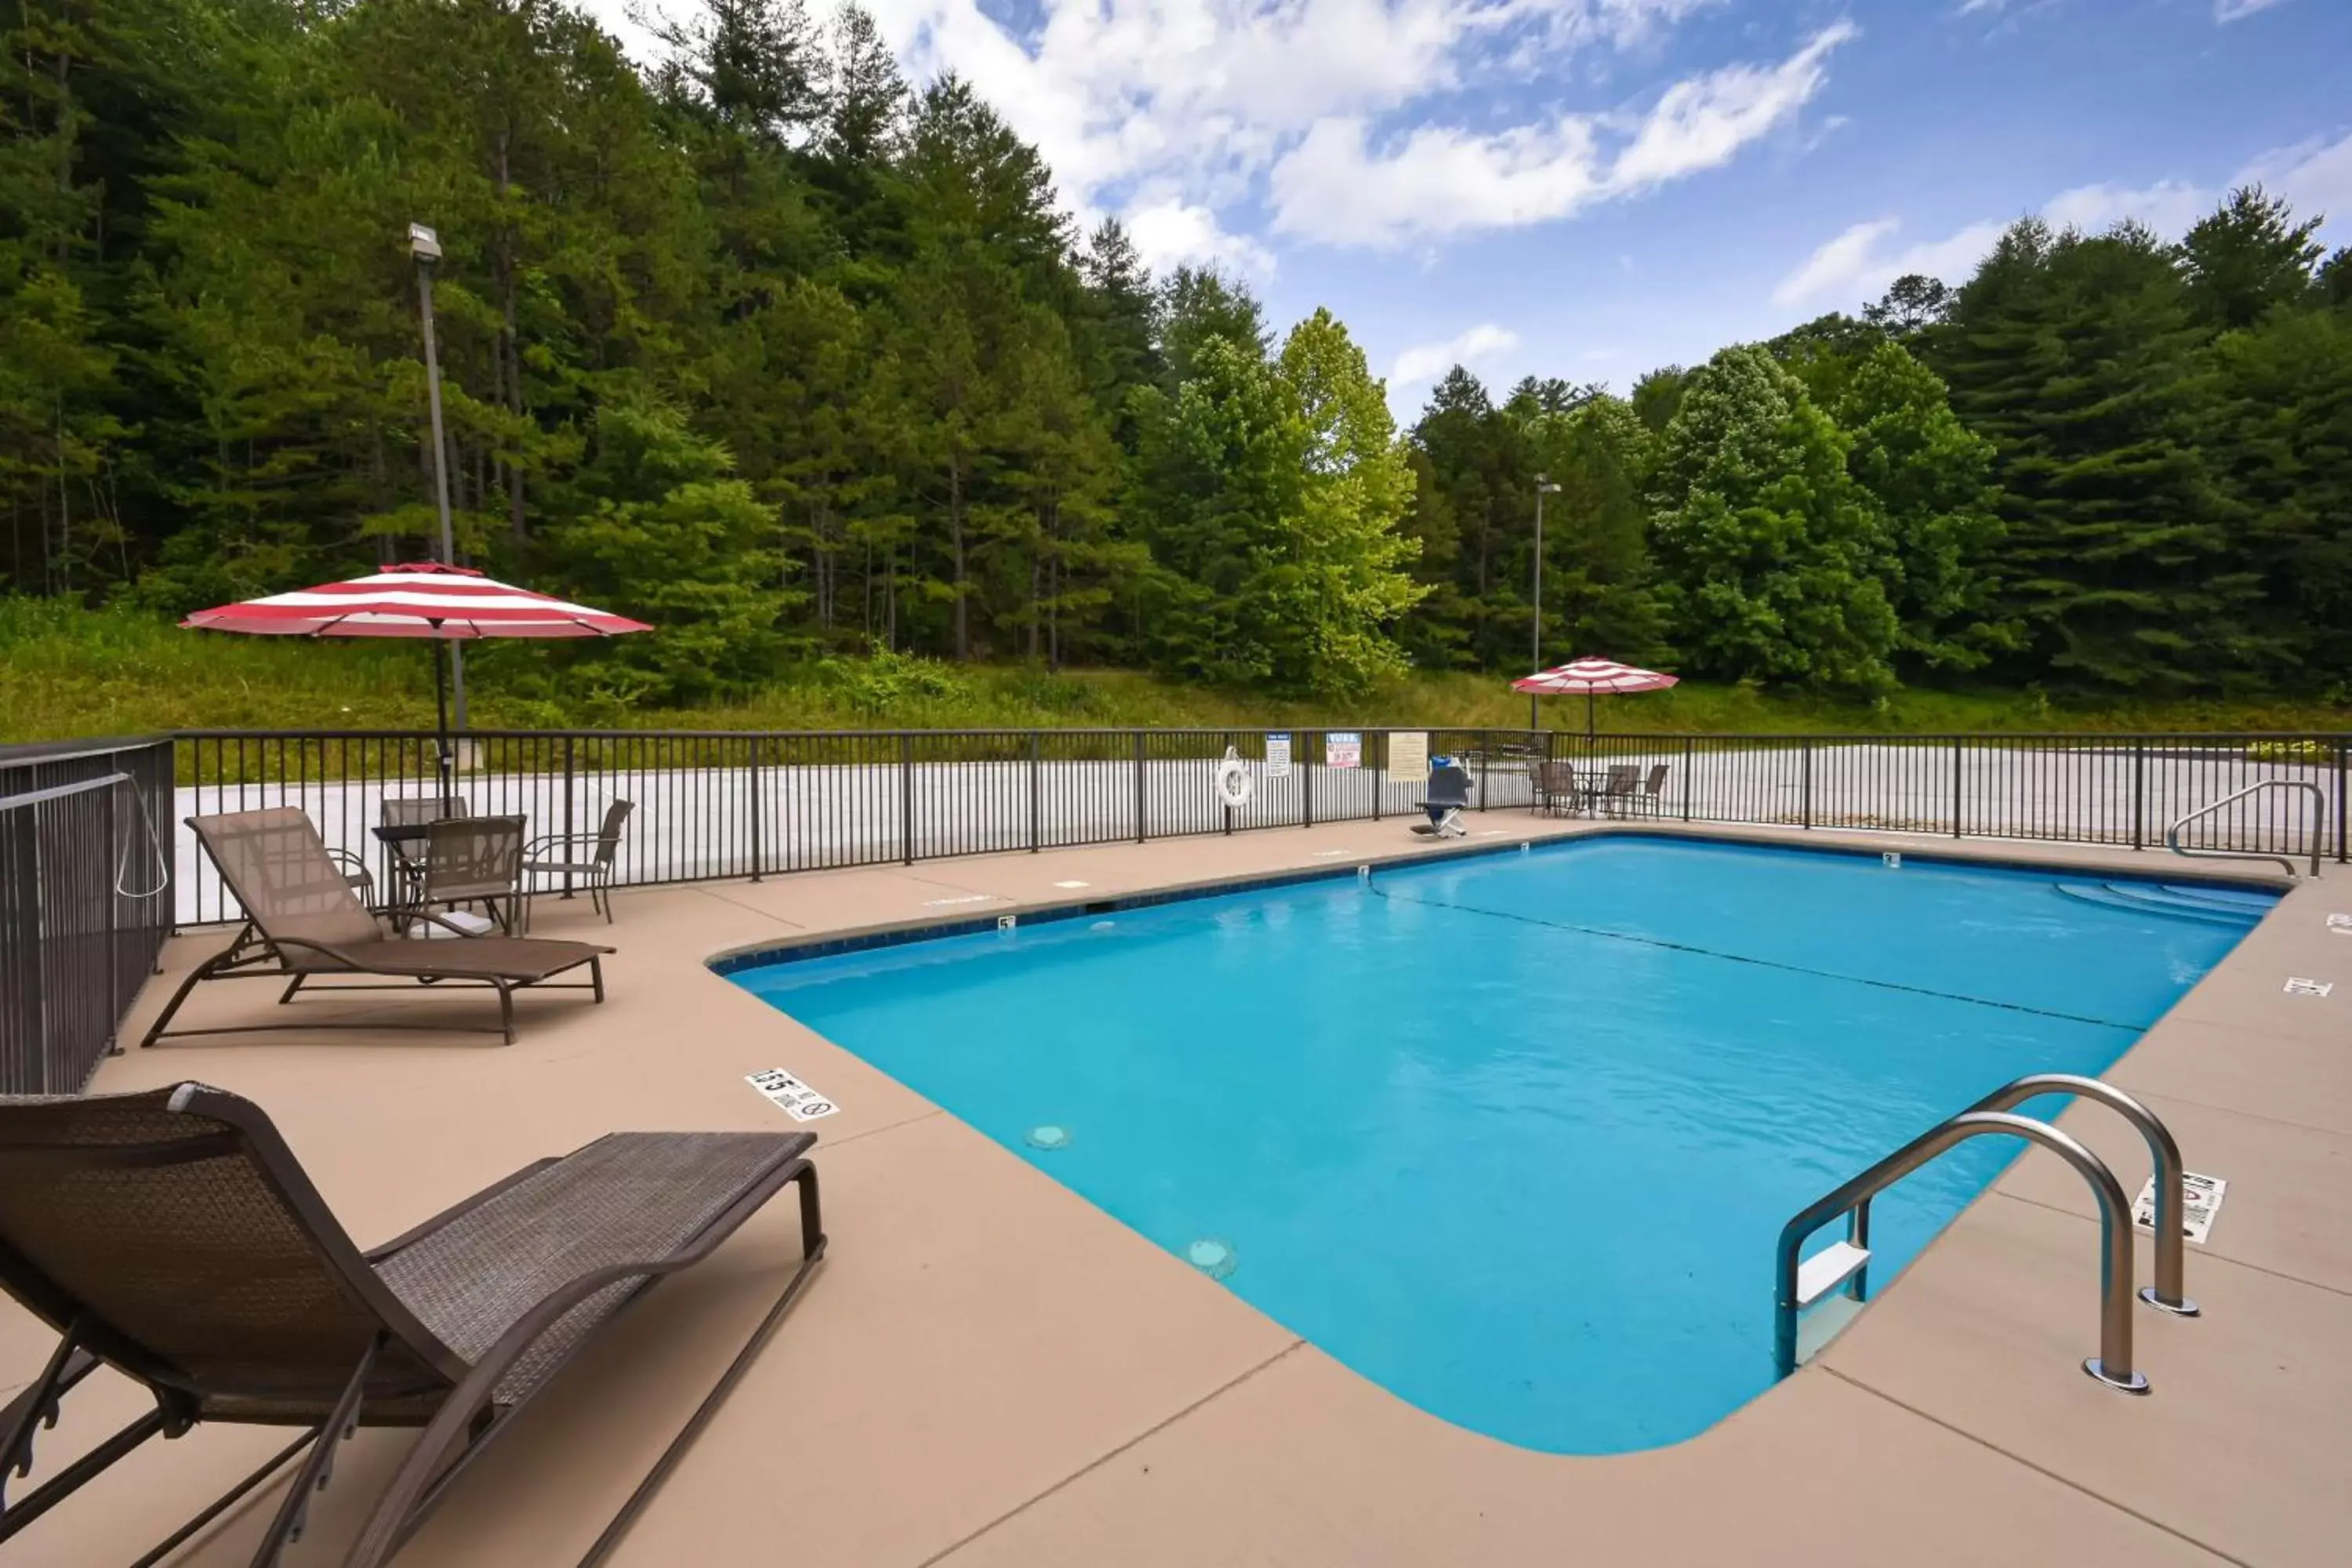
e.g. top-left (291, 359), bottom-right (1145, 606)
top-left (279, 974), bottom-right (305, 1006)
top-left (590, 956), bottom-right (606, 1004)
top-left (494, 982), bottom-right (515, 1045)
top-left (139, 952), bottom-right (229, 1047)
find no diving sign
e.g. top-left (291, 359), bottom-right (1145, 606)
top-left (2132, 1171), bottom-right (2227, 1246)
top-left (746, 1068), bottom-right (839, 1122)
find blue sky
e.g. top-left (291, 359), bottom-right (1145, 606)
top-left (590, 1), bottom-right (2352, 416)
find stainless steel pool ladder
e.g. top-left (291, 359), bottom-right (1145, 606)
top-left (2165, 779), bottom-right (2325, 878)
top-left (1773, 1076), bottom-right (2197, 1393)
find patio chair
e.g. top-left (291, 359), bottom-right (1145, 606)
top-left (378, 795), bottom-right (466, 909)
top-left (1410, 762), bottom-right (1473, 839)
top-left (521, 798), bottom-right (633, 930)
top-left (1532, 760), bottom-right (1580, 817)
top-left (0, 1081), bottom-right (826, 1568)
top-left (414, 815), bottom-right (526, 935)
top-left (1583, 764), bottom-right (1642, 818)
top-left (143, 808), bottom-right (608, 1048)
top-left (1635, 763), bottom-right (1671, 815)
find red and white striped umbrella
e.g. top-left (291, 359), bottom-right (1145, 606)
top-left (1510, 657), bottom-right (1679, 695)
top-left (1511, 656), bottom-right (1678, 735)
top-left (181, 561), bottom-right (649, 639)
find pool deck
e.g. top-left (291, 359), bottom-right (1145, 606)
top-left (6, 814), bottom-right (2348, 1566)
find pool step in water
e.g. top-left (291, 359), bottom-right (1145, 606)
top-left (1794, 1240), bottom-right (1872, 1308)
top-left (2053, 881), bottom-right (2265, 927)
top-left (1795, 1293), bottom-right (1869, 1366)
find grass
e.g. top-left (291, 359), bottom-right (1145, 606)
top-left (5, 598), bottom-right (2350, 744)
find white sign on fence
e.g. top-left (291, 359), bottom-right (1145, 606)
top-left (1265, 732), bottom-right (1292, 779)
top-left (746, 1069), bottom-right (839, 1122)
top-left (1327, 732), bottom-right (1363, 770)
top-left (2133, 1171), bottom-right (2227, 1245)
top-left (1388, 731), bottom-right (1429, 784)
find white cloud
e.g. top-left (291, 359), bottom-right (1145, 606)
top-left (599, 3), bottom-right (1828, 265)
top-left (1122, 199), bottom-right (1276, 276)
top-left (1390, 323), bottom-right (1519, 386)
top-left (1772, 216), bottom-right (2005, 308)
top-left (2214, 0), bottom-right (2290, 22)
top-left (2243, 129), bottom-right (2352, 234)
top-left (1270, 22), bottom-right (1857, 246)
top-left (2042, 178), bottom-right (2212, 235)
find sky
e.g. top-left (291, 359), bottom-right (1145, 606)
top-left (585, 0), bottom-right (2352, 416)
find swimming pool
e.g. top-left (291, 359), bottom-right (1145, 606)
top-left (725, 836), bottom-right (2272, 1453)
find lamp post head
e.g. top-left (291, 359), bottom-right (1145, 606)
top-left (407, 223), bottom-right (441, 263)
top-left (1535, 476), bottom-right (1562, 495)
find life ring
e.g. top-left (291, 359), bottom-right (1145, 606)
top-left (1214, 748), bottom-right (1254, 808)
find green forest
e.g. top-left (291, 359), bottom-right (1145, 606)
top-left (5, 0), bottom-right (2351, 727)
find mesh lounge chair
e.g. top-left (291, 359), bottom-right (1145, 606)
top-left (1410, 762), bottom-right (1473, 838)
top-left (0, 1082), bottom-right (825, 1567)
top-left (521, 799), bottom-right (633, 930)
top-left (143, 808), bottom-right (608, 1048)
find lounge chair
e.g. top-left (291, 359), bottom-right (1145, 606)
top-left (1411, 762), bottom-right (1473, 839)
top-left (143, 808), bottom-right (608, 1048)
top-left (522, 798), bottom-right (633, 929)
top-left (0, 1082), bottom-right (824, 1567)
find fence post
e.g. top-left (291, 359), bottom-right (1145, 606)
top-left (1951, 739), bottom-right (1964, 839)
top-left (1682, 735), bottom-right (1693, 823)
top-left (1372, 731), bottom-right (1384, 822)
top-left (2130, 739), bottom-right (2146, 851)
top-left (1801, 739), bottom-right (1813, 829)
top-left (1478, 731), bottom-right (1490, 811)
top-left (749, 734), bottom-right (765, 882)
top-left (1224, 731), bottom-right (1236, 835)
top-left (1134, 730), bottom-right (1147, 844)
top-left (1302, 733), bottom-right (1315, 828)
top-left (1029, 732), bottom-right (1042, 853)
top-left (561, 736), bottom-right (578, 901)
top-left (2336, 739), bottom-right (2347, 864)
top-left (899, 734), bottom-right (916, 866)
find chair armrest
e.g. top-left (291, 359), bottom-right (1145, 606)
top-left (521, 831), bottom-right (612, 858)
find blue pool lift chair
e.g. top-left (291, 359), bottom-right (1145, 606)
top-left (1412, 761), bottom-right (1474, 839)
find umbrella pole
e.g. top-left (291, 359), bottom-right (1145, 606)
top-left (1587, 689), bottom-right (1596, 738)
top-left (1530, 693), bottom-right (1538, 735)
top-left (432, 637), bottom-right (453, 797)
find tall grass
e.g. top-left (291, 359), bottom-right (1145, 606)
top-left (5, 599), bottom-right (2349, 743)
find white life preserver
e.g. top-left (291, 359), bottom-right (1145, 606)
top-left (1214, 748), bottom-right (1254, 808)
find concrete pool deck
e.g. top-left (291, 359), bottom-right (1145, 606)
top-left (4, 815), bottom-right (2347, 1566)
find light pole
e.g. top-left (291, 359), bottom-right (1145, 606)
top-left (1530, 474), bottom-right (1560, 731)
top-left (409, 222), bottom-right (466, 747)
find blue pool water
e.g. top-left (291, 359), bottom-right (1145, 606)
top-left (728, 837), bottom-right (2270, 1453)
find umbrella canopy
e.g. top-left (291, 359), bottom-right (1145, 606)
top-left (1511, 656), bottom-right (1679, 735)
top-left (181, 562), bottom-right (649, 639)
top-left (184, 562), bottom-right (648, 789)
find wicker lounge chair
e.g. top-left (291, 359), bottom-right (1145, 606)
top-left (0, 1082), bottom-right (824, 1567)
top-left (143, 808), bottom-right (608, 1048)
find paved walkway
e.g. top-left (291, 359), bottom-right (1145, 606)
top-left (4, 817), bottom-right (2346, 1566)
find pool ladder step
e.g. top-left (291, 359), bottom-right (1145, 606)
top-left (1773, 1073), bottom-right (2201, 1393)
top-left (1788, 1240), bottom-right (1872, 1367)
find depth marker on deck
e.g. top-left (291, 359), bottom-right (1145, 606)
top-left (746, 1069), bottom-right (837, 1122)
top-left (2134, 1172), bottom-right (2227, 1245)
top-left (2284, 976), bottom-right (2334, 996)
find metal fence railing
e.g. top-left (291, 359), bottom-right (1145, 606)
top-left (0, 737), bottom-right (176, 1094)
top-left (162, 727), bottom-right (2350, 929)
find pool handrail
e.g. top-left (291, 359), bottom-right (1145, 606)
top-left (2165, 779), bottom-right (2324, 878)
top-left (1773, 1110), bottom-right (2147, 1393)
top-left (1962, 1073), bottom-right (2197, 1316)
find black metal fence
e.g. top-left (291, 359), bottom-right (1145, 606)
top-left (167, 726), bottom-right (2349, 927)
top-left (0, 738), bottom-right (176, 1094)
